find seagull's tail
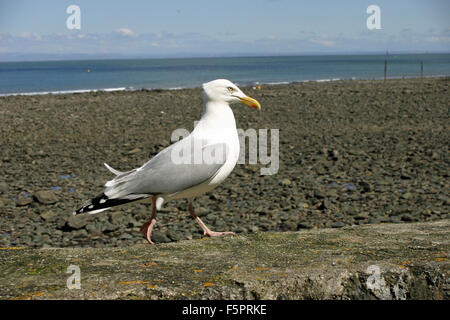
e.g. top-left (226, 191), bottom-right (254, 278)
top-left (73, 193), bottom-right (145, 215)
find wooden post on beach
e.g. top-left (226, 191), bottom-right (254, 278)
top-left (420, 61), bottom-right (424, 79)
top-left (384, 59), bottom-right (387, 81)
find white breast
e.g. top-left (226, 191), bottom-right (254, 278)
top-left (166, 100), bottom-right (240, 201)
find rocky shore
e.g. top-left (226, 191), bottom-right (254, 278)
top-left (0, 77), bottom-right (449, 248)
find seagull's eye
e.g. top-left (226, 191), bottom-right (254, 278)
top-left (227, 87), bottom-right (234, 93)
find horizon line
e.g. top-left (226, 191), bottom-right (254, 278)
top-left (1, 51), bottom-right (450, 63)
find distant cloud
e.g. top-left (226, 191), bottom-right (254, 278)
top-left (310, 39), bottom-right (336, 47)
top-left (426, 36), bottom-right (450, 43)
top-left (223, 31), bottom-right (237, 37)
top-left (18, 32), bottom-right (41, 40)
top-left (115, 28), bottom-right (136, 37)
top-left (0, 26), bottom-right (449, 61)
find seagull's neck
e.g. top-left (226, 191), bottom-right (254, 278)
top-left (199, 100), bottom-right (236, 129)
top-left (193, 99), bottom-right (240, 157)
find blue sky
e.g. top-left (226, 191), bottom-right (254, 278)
top-left (1, 0), bottom-right (449, 60)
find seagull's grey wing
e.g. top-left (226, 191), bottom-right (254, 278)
top-left (104, 136), bottom-right (228, 199)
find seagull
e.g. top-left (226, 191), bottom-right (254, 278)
top-left (74, 79), bottom-right (261, 244)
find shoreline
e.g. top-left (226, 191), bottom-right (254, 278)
top-left (1, 74), bottom-right (448, 97)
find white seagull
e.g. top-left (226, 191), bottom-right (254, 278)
top-left (74, 79), bottom-right (261, 244)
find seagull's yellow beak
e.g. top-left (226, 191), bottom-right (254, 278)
top-left (238, 95), bottom-right (261, 110)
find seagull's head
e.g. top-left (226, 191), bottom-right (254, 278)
top-left (202, 79), bottom-right (261, 110)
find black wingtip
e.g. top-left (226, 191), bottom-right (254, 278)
top-left (74, 193), bottom-right (144, 215)
top-left (73, 193), bottom-right (108, 215)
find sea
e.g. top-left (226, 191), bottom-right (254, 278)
top-left (0, 53), bottom-right (449, 96)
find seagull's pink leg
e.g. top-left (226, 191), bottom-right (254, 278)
top-left (188, 202), bottom-right (234, 237)
top-left (140, 196), bottom-right (157, 245)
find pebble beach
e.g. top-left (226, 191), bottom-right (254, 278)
top-left (0, 77), bottom-right (448, 248)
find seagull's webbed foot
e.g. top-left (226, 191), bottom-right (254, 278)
top-left (203, 230), bottom-right (235, 237)
top-left (140, 196), bottom-right (157, 245)
top-left (188, 202), bottom-right (234, 238)
top-left (140, 218), bottom-right (156, 245)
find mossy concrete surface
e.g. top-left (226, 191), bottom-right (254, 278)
top-left (0, 220), bottom-right (448, 300)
